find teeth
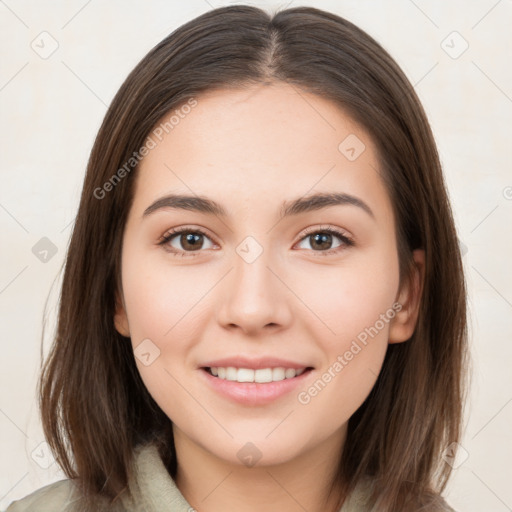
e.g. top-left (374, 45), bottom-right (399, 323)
top-left (226, 367), bottom-right (237, 381)
top-left (285, 368), bottom-right (296, 379)
top-left (209, 366), bottom-right (306, 383)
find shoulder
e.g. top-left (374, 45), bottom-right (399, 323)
top-left (339, 478), bottom-right (457, 512)
top-left (4, 478), bottom-right (126, 512)
top-left (4, 442), bottom-right (174, 512)
top-left (5, 479), bottom-right (81, 512)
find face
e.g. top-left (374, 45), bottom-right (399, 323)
top-left (114, 82), bottom-right (423, 468)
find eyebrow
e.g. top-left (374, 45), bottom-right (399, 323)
top-left (142, 192), bottom-right (374, 219)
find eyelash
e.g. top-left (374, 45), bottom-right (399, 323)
top-left (158, 225), bottom-right (355, 258)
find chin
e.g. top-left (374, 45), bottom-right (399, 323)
top-left (208, 433), bottom-right (311, 469)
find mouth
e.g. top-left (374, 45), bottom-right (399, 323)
top-left (200, 365), bottom-right (314, 405)
top-left (202, 366), bottom-right (314, 383)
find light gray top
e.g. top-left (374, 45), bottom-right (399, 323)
top-left (5, 442), bottom-right (454, 511)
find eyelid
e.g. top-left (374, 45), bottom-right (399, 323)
top-left (293, 224), bottom-right (355, 255)
top-left (158, 225), bottom-right (217, 249)
top-left (298, 224), bottom-right (353, 242)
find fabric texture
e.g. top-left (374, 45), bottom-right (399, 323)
top-left (4, 441), bottom-right (454, 511)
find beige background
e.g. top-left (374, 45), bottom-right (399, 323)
top-left (1, 1), bottom-right (511, 510)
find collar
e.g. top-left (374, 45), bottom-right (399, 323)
top-left (120, 442), bottom-right (192, 511)
top-left (119, 441), bottom-right (370, 512)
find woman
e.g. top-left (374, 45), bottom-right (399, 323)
top-left (6, 5), bottom-right (468, 511)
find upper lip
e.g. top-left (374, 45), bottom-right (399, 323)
top-left (200, 356), bottom-right (313, 370)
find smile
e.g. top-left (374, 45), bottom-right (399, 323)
top-left (200, 366), bottom-right (314, 405)
top-left (205, 366), bottom-right (307, 383)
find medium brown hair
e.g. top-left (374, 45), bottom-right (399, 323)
top-left (39, 5), bottom-right (469, 511)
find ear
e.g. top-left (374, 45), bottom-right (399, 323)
top-left (388, 249), bottom-right (425, 344)
top-left (114, 290), bottom-right (130, 337)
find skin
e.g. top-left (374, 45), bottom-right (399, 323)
top-left (114, 82), bottom-right (424, 512)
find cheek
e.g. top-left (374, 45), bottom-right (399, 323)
top-left (121, 250), bottom-right (214, 344)
top-left (120, 253), bottom-right (215, 417)
top-left (120, 250), bottom-right (220, 409)
top-left (292, 248), bottom-right (400, 348)
top-left (294, 274), bottom-right (395, 430)
top-left (292, 247), bottom-right (398, 410)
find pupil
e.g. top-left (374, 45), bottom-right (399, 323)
top-left (182, 233), bottom-right (202, 250)
top-left (312, 233), bottom-right (331, 250)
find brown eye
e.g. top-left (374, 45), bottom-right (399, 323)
top-left (159, 228), bottom-right (215, 256)
top-left (296, 227), bottom-right (354, 255)
top-left (309, 232), bottom-right (336, 250)
top-left (177, 232), bottom-right (205, 251)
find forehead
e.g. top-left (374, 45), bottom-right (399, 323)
top-left (132, 83), bottom-right (393, 223)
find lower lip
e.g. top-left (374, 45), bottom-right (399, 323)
top-left (199, 368), bottom-right (313, 406)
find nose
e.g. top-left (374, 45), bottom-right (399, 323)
top-left (216, 245), bottom-right (293, 336)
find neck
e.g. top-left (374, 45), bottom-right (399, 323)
top-left (173, 425), bottom-right (347, 512)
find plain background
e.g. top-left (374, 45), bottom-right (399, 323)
top-left (1, 1), bottom-right (511, 510)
